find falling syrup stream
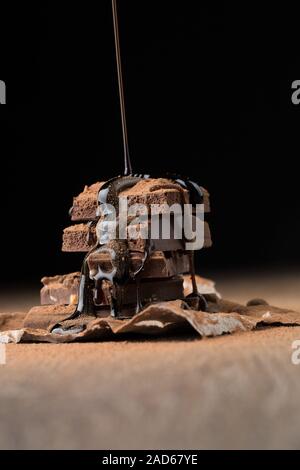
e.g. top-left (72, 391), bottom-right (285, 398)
top-left (112, 0), bottom-right (132, 176)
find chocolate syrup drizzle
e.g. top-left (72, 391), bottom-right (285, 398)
top-left (63, 172), bottom-right (207, 321)
top-left (51, 1), bottom-right (207, 331)
top-left (112, 0), bottom-right (132, 176)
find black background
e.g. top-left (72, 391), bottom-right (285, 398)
top-left (0, 1), bottom-right (299, 286)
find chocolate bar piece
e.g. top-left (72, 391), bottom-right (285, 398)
top-left (120, 178), bottom-right (211, 211)
top-left (62, 223), bottom-right (96, 252)
top-left (62, 223), bottom-right (186, 252)
top-left (87, 250), bottom-right (190, 278)
top-left (100, 276), bottom-right (184, 306)
top-left (24, 304), bottom-right (77, 330)
top-left (126, 217), bottom-right (212, 251)
top-left (41, 272), bottom-right (80, 305)
top-left (40, 271), bottom-right (184, 307)
top-left (40, 254), bottom-right (189, 307)
top-left (70, 182), bottom-right (104, 222)
top-left (62, 221), bottom-right (212, 253)
top-left (69, 179), bottom-right (210, 221)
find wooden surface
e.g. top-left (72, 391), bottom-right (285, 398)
top-left (0, 272), bottom-right (300, 449)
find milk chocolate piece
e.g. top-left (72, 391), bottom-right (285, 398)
top-left (100, 276), bottom-right (184, 306)
top-left (70, 182), bottom-right (104, 221)
top-left (69, 179), bottom-right (210, 221)
top-left (204, 221), bottom-right (212, 248)
top-left (39, 272), bottom-right (184, 308)
top-left (24, 304), bottom-right (76, 330)
top-left (87, 250), bottom-right (190, 278)
top-left (119, 178), bottom-right (189, 209)
top-left (40, 272), bottom-right (80, 305)
top-left (183, 274), bottom-right (220, 298)
top-left (62, 221), bottom-right (212, 253)
top-left (40, 252), bottom-right (189, 308)
top-left (62, 223), bottom-right (185, 252)
top-left (62, 224), bottom-right (97, 252)
top-left (127, 219), bottom-right (212, 251)
top-left (16, 299), bottom-right (300, 342)
top-left (120, 178), bottom-right (210, 211)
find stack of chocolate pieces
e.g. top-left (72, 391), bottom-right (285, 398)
top-left (41, 178), bottom-right (212, 317)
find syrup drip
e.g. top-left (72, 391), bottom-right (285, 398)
top-left (112, 0), bottom-right (132, 176)
top-left (51, 172), bottom-right (207, 335)
top-left (95, 175), bottom-right (153, 316)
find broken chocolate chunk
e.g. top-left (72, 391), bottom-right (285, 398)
top-left (87, 250), bottom-right (190, 279)
top-left (69, 179), bottom-right (210, 221)
top-left (41, 272), bottom-right (80, 305)
top-left (62, 221), bottom-right (212, 253)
